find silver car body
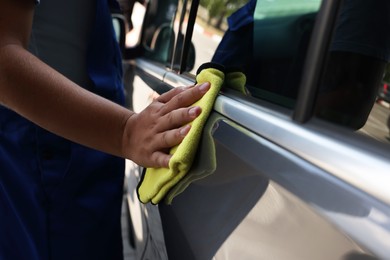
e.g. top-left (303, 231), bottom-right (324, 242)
top-left (122, 0), bottom-right (390, 259)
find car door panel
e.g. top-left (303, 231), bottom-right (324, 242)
top-left (156, 70), bottom-right (390, 259)
top-left (158, 109), bottom-right (373, 259)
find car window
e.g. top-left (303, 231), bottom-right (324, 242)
top-left (137, 0), bottom-right (196, 72)
top-left (189, 0), bottom-right (321, 108)
top-left (314, 0), bottom-right (390, 145)
top-left (170, 0), bottom-right (194, 72)
top-left (190, 0), bottom-right (251, 75)
top-left (140, 0), bottom-right (178, 65)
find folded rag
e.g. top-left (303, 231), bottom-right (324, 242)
top-left (164, 69), bottom-right (249, 204)
top-left (137, 62), bottom-right (225, 204)
top-left (164, 113), bottom-right (223, 204)
top-left (224, 68), bottom-right (251, 95)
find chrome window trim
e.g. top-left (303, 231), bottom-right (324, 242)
top-left (163, 71), bottom-right (194, 87)
top-left (133, 58), bottom-right (168, 81)
top-left (159, 68), bottom-right (390, 205)
top-left (214, 95), bottom-right (390, 205)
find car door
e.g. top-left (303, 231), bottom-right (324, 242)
top-left (124, 0), bottom-right (390, 259)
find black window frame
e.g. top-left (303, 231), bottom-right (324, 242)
top-left (292, 0), bottom-right (342, 124)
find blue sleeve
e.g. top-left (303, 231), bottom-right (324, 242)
top-left (331, 0), bottom-right (390, 62)
top-left (227, 0), bottom-right (256, 31)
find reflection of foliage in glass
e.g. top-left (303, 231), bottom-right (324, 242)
top-left (200, 0), bottom-right (248, 29)
top-left (254, 0), bottom-right (321, 19)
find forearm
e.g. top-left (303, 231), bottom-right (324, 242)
top-left (0, 43), bottom-right (132, 158)
top-left (0, 0), bottom-right (209, 169)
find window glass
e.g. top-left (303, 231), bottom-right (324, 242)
top-left (254, 0), bottom-right (321, 18)
top-left (192, 0), bottom-right (321, 108)
top-left (171, 0), bottom-right (193, 72)
top-left (191, 1), bottom-right (250, 74)
top-left (314, 0), bottom-right (390, 145)
top-left (141, 0), bottom-right (179, 65)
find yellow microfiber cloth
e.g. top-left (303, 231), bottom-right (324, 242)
top-left (163, 113), bottom-right (223, 204)
top-left (224, 68), bottom-right (251, 95)
top-left (163, 70), bottom-right (248, 204)
top-left (137, 62), bottom-right (225, 204)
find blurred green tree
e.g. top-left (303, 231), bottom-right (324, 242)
top-left (200, 0), bottom-right (248, 29)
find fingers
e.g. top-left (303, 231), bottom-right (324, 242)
top-left (150, 124), bottom-right (191, 168)
top-left (124, 82), bottom-right (210, 168)
top-left (157, 85), bottom-right (193, 103)
top-left (157, 82), bottom-right (210, 114)
top-left (155, 106), bottom-right (201, 132)
top-left (150, 152), bottom-right (171, 168)
top-left (158, 124), bottom-right (191, 148)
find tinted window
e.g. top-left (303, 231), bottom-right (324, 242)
top-left (192, 0), bottom-right (321, 108)
top-left (191, 1), bottom-right (250, 74)
top-left (247, 0), bottom-right (320, 107)
top-left (171, 0), bottom-right (195, 72)
top-left (141, 0), bottom-right (178, 65)
top-left (315, 0), bottom-right (390, 144)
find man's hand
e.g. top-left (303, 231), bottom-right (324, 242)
top-left (122, 82), bottom-right (210, 168)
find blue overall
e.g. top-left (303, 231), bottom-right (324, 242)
top-left (0, 0), bottom-right (126, 259)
